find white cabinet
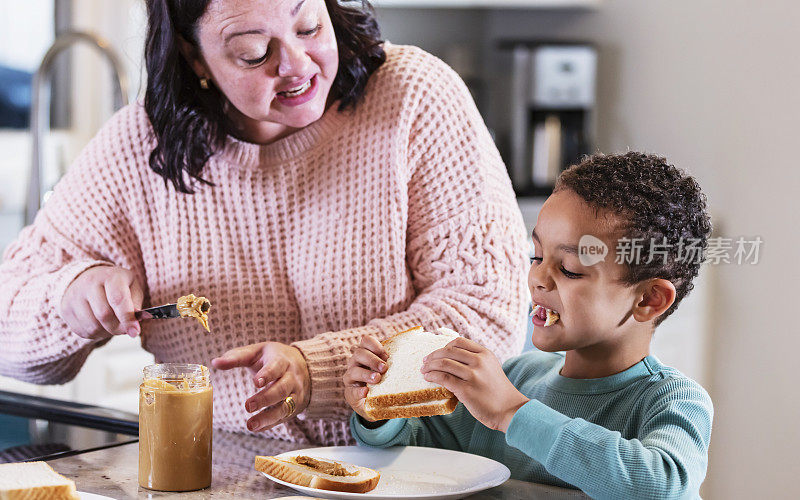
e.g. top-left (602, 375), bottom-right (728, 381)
top-left (72, 337), bottom-right (154, 414)
top-left (0, 336), bottom-right (153, 415)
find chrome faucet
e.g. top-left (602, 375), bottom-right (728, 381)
top-left (25, 30), bottom-right (130, 226)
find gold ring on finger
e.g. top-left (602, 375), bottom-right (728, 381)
top-left (283, 395), bottom-right (296, 418)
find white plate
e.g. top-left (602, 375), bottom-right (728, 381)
top-left (78, 493), bottom-right (116, 500)
top-left (259, 446), bottom-right (510, 500)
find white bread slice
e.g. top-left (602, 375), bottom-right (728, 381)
top-left (255, 455), bottom-right (380, 493)
top-left (0, 461), bottom-right (80, 500)
top-left (365, 396), bottom-right (459, 420)
top-left (365, 326), bottom-right (460, 412)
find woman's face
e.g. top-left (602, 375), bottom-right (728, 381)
top-left (190, 0), bottom-right (339, 142)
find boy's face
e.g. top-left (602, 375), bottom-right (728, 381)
top-left (528, 189), bottom-right (642, 353)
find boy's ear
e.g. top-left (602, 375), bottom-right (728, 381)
top-left (177, 35), bottom-right (209, 80)
top-left (632, 279), bottom-right (676, 324)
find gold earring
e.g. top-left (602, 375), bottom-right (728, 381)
top-left (199, 77), bottom-right (209, 89)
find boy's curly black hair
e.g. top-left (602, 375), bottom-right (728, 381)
top-left (555, 152), bottom-right (712, 326)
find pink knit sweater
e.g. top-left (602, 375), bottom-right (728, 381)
top-left (0, 45), bottom-right (528, 445)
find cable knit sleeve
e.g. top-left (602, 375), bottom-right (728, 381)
top-left (0, 104), bottom-right (149, 384)
top-left (293, 49), bottom-right (529, 419)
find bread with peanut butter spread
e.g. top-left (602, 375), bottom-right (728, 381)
top-left (255, 455), bottom-right (380, 493)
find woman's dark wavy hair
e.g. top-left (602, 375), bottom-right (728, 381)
top-left (144, 0), bottom-right (385, 194)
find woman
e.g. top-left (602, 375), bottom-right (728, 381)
top-left (0, 0), bottom-right (529, 445)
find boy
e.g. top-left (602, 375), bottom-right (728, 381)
top-left (344, 152), bottom-right (714, 499)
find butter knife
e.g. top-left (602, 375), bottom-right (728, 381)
top-left (135, 304), bottom-right (181, 320)
top-left (135, 299), bottom-right (210, 321)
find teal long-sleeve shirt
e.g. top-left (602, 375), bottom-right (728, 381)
top-left (350, 351), bottom-right (713, 500)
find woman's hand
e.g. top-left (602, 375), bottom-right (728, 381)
top-left (421, 337), bottom-right (529, 432)
top-left (60, 265), bottom-right (144, 340)
top-left (211, 342), bottom-right (311, 432)
top-left (343, 336), bottom-right (388, 422)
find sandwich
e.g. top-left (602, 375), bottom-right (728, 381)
top-left (0, 461), bottom-right (80, 499)
top-left (255, 455), bottom-right (380, 493)
top-left (364, 326), bottom-right (460, 420)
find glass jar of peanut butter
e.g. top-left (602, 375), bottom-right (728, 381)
top-left (138, 363), bottom-right (212, 491)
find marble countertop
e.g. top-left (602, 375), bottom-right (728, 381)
top-left (48, 430), bottom-right (587, 499)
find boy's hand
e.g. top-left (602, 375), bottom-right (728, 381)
top-left (344, 335), bottom-right (389, 422)
top-left (421, 337), bottom-right (529, 432)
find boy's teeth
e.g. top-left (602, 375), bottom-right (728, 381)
top-left (532, 303), bottom-right (560, 326)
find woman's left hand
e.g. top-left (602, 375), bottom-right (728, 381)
top-left (211, 341), bottom-right (311, 432)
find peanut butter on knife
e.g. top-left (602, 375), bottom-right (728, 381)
top-left (176, 294), bottom-right (211, 331)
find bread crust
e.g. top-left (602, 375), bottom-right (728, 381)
top-left (378, 326), bottom-right (424, 346)
top-left (254, 456), bottom-right (380, 494)
top-left (365, 386), bottom-right (455, 408)
top-left (0, 484), bottom-right (80, 500)
top-left (365, 397), bottom-right (459, 420)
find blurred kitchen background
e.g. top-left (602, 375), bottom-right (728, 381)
top-left (0, 0), bottom-right (797, 497)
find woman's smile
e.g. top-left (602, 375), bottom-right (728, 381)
top-left (274, 74), bottom-right (319, 106)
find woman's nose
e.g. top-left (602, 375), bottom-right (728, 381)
top-left (275, 41), bottom-right (310, 78)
